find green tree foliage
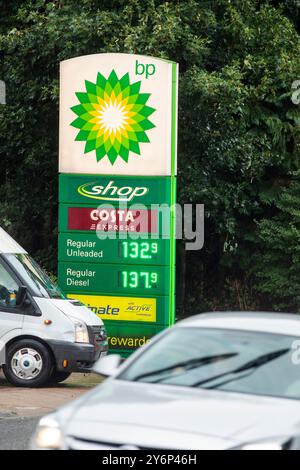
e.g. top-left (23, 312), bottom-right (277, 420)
top-left (253, 172), bottom-right (300, 312)
top-left (0, 0), bottom-right (300, 311)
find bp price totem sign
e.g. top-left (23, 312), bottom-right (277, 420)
top-left (58, 53), bottom-right (178, 356)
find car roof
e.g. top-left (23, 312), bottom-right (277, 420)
top-left (177, 311), bottom-right (300, 337)
top-left (0, 227), bottom-right (27, 254)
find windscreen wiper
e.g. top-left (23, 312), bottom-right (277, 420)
top-left (192, 348), bottom-right (290, 389)
top-left (134, 353), bottom-right (238, 382)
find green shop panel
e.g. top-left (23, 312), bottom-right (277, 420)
top-left (59, 173), bottom-right (174, 206)
top-left (58, 233), bottom-right (171, 266)
top-left (58, 261), bottom-right (171, 296)
top-left (58, 203), bottom-right (174, 237)
top-left (66, 292), bottom-right (171, 325)
top-left (104, 321), bottom-right (168, 355)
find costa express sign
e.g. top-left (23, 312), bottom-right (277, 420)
top-left (67, 207), bottom-right (158, 233)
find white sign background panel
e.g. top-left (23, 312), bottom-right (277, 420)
top-left (59, 53), bottom-right (177, 176)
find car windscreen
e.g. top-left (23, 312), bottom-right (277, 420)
top-left (118, 327), bottom-right (300, 400)
top-left (5, 253), bottom-right (66, 300)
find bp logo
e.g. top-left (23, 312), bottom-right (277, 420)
top-left (70, 70), bottom-right (156, 165)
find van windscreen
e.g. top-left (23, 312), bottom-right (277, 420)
top-left (5, 253), bottom-right (66, 300)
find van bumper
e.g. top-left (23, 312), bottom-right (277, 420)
top-left (47, 340), bottom-right (109, 373)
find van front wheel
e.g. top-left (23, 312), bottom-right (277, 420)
top-left (3, 339), bottom-right (53, 387)
top-left (49, 370), bottom-right (72, 384)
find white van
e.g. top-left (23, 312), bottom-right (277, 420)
top-left (0, 227), bottom-right (108, 387)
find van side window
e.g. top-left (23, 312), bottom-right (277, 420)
top-left (0, 263), bottom-right (19, 309)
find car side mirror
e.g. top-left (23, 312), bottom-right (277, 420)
top-left (93, 354), bottom-right (122, 377)
top-left (16, 285), bottom-right (29, 307)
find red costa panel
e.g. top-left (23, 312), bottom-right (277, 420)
top-left (68, 207), bottom-right (158, 233)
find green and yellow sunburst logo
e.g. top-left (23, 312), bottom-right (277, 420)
top-left (70, 70), bottom-right (156, 165)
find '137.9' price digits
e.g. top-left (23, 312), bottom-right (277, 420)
top-left (120, 271), bottom-right (159, 289)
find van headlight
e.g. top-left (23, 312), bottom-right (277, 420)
top-left (32, 416), bottom-right (64, 450)
top-left (74, 320), bottom-right (89, 343)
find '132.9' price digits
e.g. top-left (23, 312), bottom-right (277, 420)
top-left (120, 241), bottom-right (158, 260)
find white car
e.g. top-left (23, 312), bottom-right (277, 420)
top-left (32, 312), bottom-right (300, 450)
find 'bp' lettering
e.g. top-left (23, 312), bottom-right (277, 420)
top-left (135, 60), bottom-right (156, 79)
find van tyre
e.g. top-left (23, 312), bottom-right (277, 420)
top-left (49, 370), bottom-right (71, 384)
top-left (3, 339), bottom-right (53, 387)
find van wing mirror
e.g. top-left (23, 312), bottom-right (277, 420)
top-left (16, 285), bottom-right (28, 306)
top-left (93, 354), bottom-right (122, 377)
